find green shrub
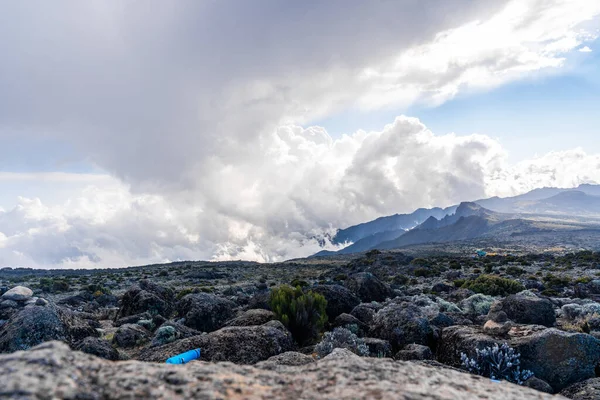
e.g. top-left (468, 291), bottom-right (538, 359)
top-left (291, 278), bottom-right (309, 288)
top-left (392, 275), bottom-right (409, 285)
top-left (542, 273), bottom-right (571, 288)
top-left (461, 275), bottom-right (525, 296)
top-left (453, 279), bottom-right (466, 288)
top-left (506, 266), bottom-right (525, 276)
top-left (269, 285), bottom-right (328, 346)
top-left (176, 288), bottom-right (194, 300)
top-left (158, 270), bottom-right (169, 277)
top-left (334, 274), bottom-right (348, 281)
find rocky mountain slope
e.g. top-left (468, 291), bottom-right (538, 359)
top-left (319, 185), bottom-right (600, 256)
top-left (0, 341), bottom-right (564, 399)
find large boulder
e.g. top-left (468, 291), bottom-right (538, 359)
top-left (1, 286), bottom-right (33, 302)
top-left (116, 280), bottom-right (174, 320)
top-left (177, 293), bottom-right (236, 332)
top-left (560, 377), bottom-right (600, 400)
top-left (113, 324), bottom-right (151, 348)
top-left (511, 328), bottom-right (600, 392)
top-left (225, 309), bottom-right (275, 327)
top-left (436, 325), bottom-right (499, 367)
top-left (370, 303), bottom-right (433, 351)
top-left (350, 303), bottom-right (381, 325)
top-left (0, 341), bottom-right (565, 399)
top-left (496, 294), bottom-right (556, 327)
top-left (310, 285), bottom-right (360, 319)
top-left (139, 320), bottom-right (294, 364)
top-left (0, 303), bottom-right (99, 353)
top-left (345, 273), bottom-right (392, 302)
top-left (74, 337), bottom-right (121, 361)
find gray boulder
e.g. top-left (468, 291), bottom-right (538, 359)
top-left (177, 293), bottom-right (236, 332)
top-left (560, 377), bottom-right (600, 400)
top-left (113, 324), bottom-right (151, 348)
top-left (310, 285), bottom-right (360, 319)
top-left (437, 325), bottom-right (499, 367)
top-left (496, 295), bottom-right (556, 327)
top-left (75, 337), bottom-right (121, 361)
top-left (225, 309), bottom-right (275, 327)
top-left (350, 303), bottom-right (381, 325)
top-left (395, 343), bottom-right (433, 361)
top-left (1, 286), bottom-right (33, 302)
top-left (512, 328), bottom-right (600, 392)
top-left (116, 280), bottom-right (174, 320)
top-left (0, 303), bottom-right (99, 353)
top-left (345, 273), bottom-right (392, 302)
top-left (370, 303), bottom-right (432, 351)
top-left (139, 320), bottom-right (294, 364)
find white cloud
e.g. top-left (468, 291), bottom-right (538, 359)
top-left (0, 0), bottom-right (599, 268)
top-left (1, 117), bottom-right (600, 269)
top-left (579, 46), bottom-right (593, 52)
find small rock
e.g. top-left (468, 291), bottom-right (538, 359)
top-left (363, 337), bottom-right (393, 358)
top-left (483, 319), bottom-right (512, 336)
top-left (1, 286), bottom-right (33, 302)
top-left (523, 376), bottom-right (554, 394)
top-left (75, 337), bottom-right (121, 361)
top-left (395, 344), bottom-right (433, 361)
top-left (35, 298), bottom-right (48, 307)
top-left (113, 324), bottom-right (151, 348)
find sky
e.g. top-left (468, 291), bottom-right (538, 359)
top-left (0, 0), bottom-right (599, 268)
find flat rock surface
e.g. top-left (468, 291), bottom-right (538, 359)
top-left (0, 341), bottom-right (566, 400)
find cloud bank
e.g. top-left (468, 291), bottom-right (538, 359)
top-left (0, 0), bottom-right (599, 267)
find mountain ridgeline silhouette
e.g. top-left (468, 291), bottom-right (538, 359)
top-left (316, 184), bottom-right (600, 256)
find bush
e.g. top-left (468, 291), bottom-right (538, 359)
top-left (461, 343), bottom-right (533, 384)
top-left (460, 294), bottom-right (494, 316)
top-left (543, 273), bottom-right (571, 288)
top-left (315, 327), bottom-right (369, 358)
top-left (291, 278), bottom-right (309, 288)
top-left (176, 288), bottom-right (194, 300)
top-left (505, 266), bottom-right (525, 276)
top-left (269, 285), bottom-right (328, 346)
top-left (461, 275), bottom-right (525, 296)
top-left (158, 270), bottom-right (169, 277)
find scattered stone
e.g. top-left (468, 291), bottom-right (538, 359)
top-left (483, 319), bottom-right (512, 336)
top-left (395, 344), bottom-right (433, 361)
top-left (35, 298), bottom-right (48, 307)
top-left (363, 337), bottom-right (393, 358)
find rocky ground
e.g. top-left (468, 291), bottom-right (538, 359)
top-left (2, 250), bottom-right (600, 399)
